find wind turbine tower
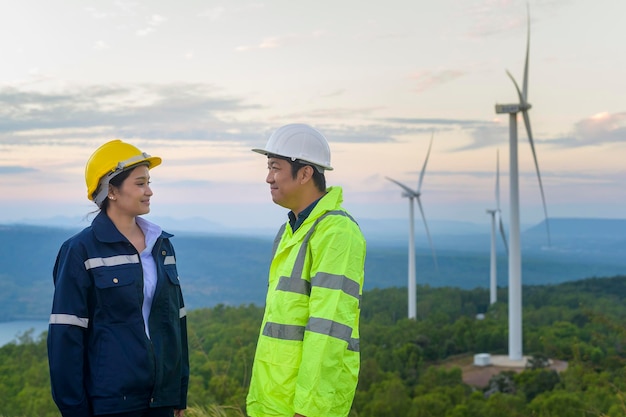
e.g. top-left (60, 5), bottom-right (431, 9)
top-left (486, 150), bottom-right (508, 305)
top-left (495, 10), bottom-right (550, 361)
top-left (386, 133), bottom-right (438, 320)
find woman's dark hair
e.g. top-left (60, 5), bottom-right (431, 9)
top-left (97, 168), bottom-right (134, 212)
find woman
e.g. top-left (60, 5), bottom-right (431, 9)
top-left (47, 139), bottom-right (189, 417)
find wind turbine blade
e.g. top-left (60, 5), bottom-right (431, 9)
top-left (496, 149), bottom-right (501, 210)
top-left (417, 132), bottom-right (434, 192)
top-left (386, 176), bottom-right (418, 197)
top-left (416, 196), bottom-right (438, 272)
top-left (495, 149), bottom-right (508, 254)
top-left (506, 70), bottom-right (526, 106)
top-left (498, 212), bottom-right (509, 255)
top-left (521, 111), bottom-right (551, 246)
top-left (523, 8), bottom-right (530, 102)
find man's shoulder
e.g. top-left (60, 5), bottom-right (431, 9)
top-left (312, 209), bottom-right (363, 237)
top-left (317, 208), bottom-right (358, 224)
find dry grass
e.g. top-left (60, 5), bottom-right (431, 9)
top-left (185, 404), bottom-right (246, 417)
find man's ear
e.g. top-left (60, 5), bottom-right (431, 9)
top-left (299, 165), bottom-right (314, 184)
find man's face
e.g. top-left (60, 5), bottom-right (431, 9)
top-left (265, 157), bottom-right (302, 210)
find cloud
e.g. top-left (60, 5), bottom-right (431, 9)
top-left (198, 6), bottom-right (225, 21)
top-left (236, 30), bottom-right (322, 52)
top-left (415, 109), bottom-right (626, 153)
top-left (198, 4), bottom-right (264, 20)
top-left (320, 89), bottom-right (345, 98)
top-left (258, 37), bottom-right (282, 49)
top-left (459, 0), bottom-right (530, 39)
top-left (386, 116), bottom-right (566, 153)
top-left (324, 126), bottom-right (397, 144)
top-left (545, 112), bottom-right (626, 148)
top-left (137, 14), bottom-right (166, 36)
top-left (319, 123), bottom-right (451, 144)
top-left (137, 27), bottom-right (155, 36)
top-left (466, 15), bottom-right (525, 39)
top-left (148, 14), bottom-right (165, 26)
top-left (459, 123), bottom-right (509, 151)
top-left (410, 70), bottom-right (466, 92)
top-left (395, 112), bottom-right (623, 152)
top-left (571, 112), bottom-right (626, 145)
top-left (2, 69), bottom-right (55, 88)
top-left (0, 84), bottom-right (415, 147)
top-left (384, 117), bottom-right (500, 150)
top-left (162, 179), bottom-right (215, 187)
top-left (0, 166), bottom-right (37, 175)
top-left (237, 35), bottom-right (294, 51)
top-left (114, 0), bottom-right (139, 16)
top-left (84, 7), bottom-right (111, 20)
top-left (0, 83), bottom-right (262, 143)
top-left (94, 40), bottom-right (110, 50)
top-left (284, 106), bottom-right (383, 121)
top-left (462, 0), bottom-right (575, 39)
top-left (385, 117), bottom-right (486, 127)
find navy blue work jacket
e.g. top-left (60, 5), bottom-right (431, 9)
top-left (47, 211), bottom-right (189, 417)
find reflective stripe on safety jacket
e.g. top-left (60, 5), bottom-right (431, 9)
top-left (247, 186), bottom-right (367, 417)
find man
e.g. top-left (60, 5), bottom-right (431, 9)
top-left (246, 123), bottom-right (366, 417)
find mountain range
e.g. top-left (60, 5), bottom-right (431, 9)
top-left (1, 217), bottom-right (625, 321)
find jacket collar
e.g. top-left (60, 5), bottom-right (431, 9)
top-left (307, 186), bottom-right (343, 220)
top-left (287, 186), bottom-right (343, 237)
top-left (92, 210), bottom-right (173, 244)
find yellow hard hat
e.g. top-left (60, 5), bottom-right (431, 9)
top-left (85, 139), bottom-right (161, 206)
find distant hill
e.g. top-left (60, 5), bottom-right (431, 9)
top-left (1, 217), bottom-right (625, 320)
top-left (526, 218), bottom-right (626, 238)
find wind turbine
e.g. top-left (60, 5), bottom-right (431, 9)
top-left (494, 9), bottom-right (551, 361)
top-left (386, 133), bottom-right (438, 320)
top-left (486, 149), bottom-right (508, 305)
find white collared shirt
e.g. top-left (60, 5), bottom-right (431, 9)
top-left (136, 216), bottom-right (162, 339)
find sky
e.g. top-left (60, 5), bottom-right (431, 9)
top-left (1, 0), bottom-right (625, 234)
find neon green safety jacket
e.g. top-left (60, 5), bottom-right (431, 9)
top-left (247, 186), bottom-right (366, 417)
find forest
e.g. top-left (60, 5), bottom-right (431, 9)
top-left (2, 275), bottom-right (626, 417)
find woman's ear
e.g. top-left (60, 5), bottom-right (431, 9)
top-left (107, 185), bottom-right (117, 201)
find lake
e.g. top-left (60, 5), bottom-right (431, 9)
top-left (0, 320), bottom-right (49, 347)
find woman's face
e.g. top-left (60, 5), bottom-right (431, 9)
top-left (108, 165), bottom-right (153, 217)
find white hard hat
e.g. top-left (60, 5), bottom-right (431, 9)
top-left (252, 123), bottom-right (333, 172)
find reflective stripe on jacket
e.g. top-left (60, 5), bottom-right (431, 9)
top-left (247, 186), bottom-right (367, 417)
top-left (47, 211), bottom-right (189, 417)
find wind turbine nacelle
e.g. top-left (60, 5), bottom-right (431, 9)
top-left (495, 103), bottom-right (521, 114)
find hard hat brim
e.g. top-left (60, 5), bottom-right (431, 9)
top-left (251, 148), bottom-right (333, 171)
top-left (136, 156), bottom-right (162, 170)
